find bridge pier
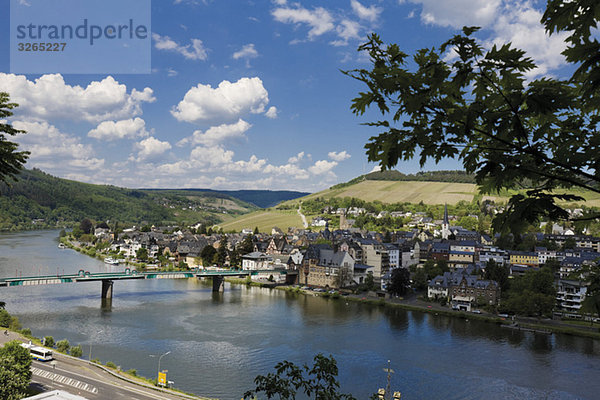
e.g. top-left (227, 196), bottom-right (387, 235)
top-left (101, 280), bottom-right (114, 299)
top-left (212, 276), bottom-right (224, 292)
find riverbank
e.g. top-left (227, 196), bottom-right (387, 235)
top-left (60, 234), bottom-right (600, 341)
top-left (224, 278), bottom-right (600, 340)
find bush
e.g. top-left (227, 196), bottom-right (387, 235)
top-left (56, 339), bottom-right (70, 353)
top-left (70, 345), bottom-right (83, 357)
top-left (43, 336), bottom-right (55, 348)
top-left (19, 328), bottom-right (32, 337)
top-left (106, 361), bottom-right (117, 369)
top-left (0, 309), bottom-right (12, 328)
top-left (126, 369), bottom-right (137, 376)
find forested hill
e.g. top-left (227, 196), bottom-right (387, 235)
top-left (0, 169), bottom-right (257, 231)
top-left (156, 189), bottom-right (311, 208)
top-left (331, 170), bottom-right (476, 189)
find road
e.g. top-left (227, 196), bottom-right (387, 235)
top-left (297, 204), bottom-right (308, 228)
top-left (1, 331), bottom-right (210, 400)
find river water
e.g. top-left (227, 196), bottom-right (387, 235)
top-left (1, 230), bottom-right (599, 400)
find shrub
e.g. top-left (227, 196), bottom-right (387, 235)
top-left (70, 345), bottom-right (83, 357)
top-left (106, 361), bottom-right (117, 369)
top-left (19, 328), bottom-right (32, 337)
top-left (43, 336), bottom-right (55, 348)
top-left (0, 309), bottom-right (12, 328)
top-left (56, 339), bottom-right (70, 353)
top-left (126, 369), bottom-right (137, 376)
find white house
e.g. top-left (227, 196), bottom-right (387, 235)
top-left (241, 252), bottom-right (272, 270)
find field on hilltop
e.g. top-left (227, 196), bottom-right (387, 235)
top-left (299, 180), bottom-right (482, 204)
top-left (217, 210), bottom-right (306, 233)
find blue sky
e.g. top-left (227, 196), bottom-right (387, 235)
top-left (0, 0), bottom-right (570, 191)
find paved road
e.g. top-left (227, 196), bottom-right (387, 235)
top-left (1, 331), bottom-right (209, 400)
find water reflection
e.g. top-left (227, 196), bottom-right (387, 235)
top-left (1, 231), bottom-right (600, 400)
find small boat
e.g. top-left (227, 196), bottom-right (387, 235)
top-left (104, 257), bottom-right (119, 265)
top-left (58, 243), bottom-right (66, 249)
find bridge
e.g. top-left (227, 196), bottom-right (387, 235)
top-left (0, 268), bottom-right (251, 298)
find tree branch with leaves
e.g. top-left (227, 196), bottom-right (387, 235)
top-left (0, 92), bottom-right (29, 185)
top-left (344, 0), bottom-right (600, 234)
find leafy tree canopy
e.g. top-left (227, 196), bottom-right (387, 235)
top-left (243, 353), bottom-right (356, 400)
top-left (0, 340), bottom-right (32, 400)
top-left (345, 0), bottom-right (600, 235)
top-left (387, 268), bottom-right (411, 297)
top-left (0, 93), bottom-right (29, 186)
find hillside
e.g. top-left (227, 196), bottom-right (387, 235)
top-left (149, 188), bottom-right (310, 208)
top-left (0, 169), bottom-right (258, 231)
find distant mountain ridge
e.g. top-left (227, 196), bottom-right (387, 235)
top-left (332, 169), bottom-right (476, 189)
top-left (0, 169), bottom-right (258, 231)
top-left (156, 188), bottom-right (311, 208)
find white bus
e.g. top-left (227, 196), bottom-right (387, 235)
top-left (21, 342), bottom-right (53, 361)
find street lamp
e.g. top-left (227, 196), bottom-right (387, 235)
top-left (158, 351), bottom-right (171, 386)
top-left (88, 330), bottom-right (103, 361)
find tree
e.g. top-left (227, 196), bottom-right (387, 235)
top-left (56, 339), bottom-right (70, 353)
top-left (239, 234), bottom-right (255, 255)
top-left (334, 265), bottom-right (353, 289)
top-left (387, 268), bottom-right (411, 297)
top-left (43, 336), bottom-right (55, 348)
top-left (483, 260), bottom-right (509, 292)
top-left (345, 1), bottom-right (600, 235)
top-left (364, 272), bottom-right (375, 291)
top-left (136, 247), bottom-right (148, 262)
top-left (501, 268), bottom-right (556, 317)
top-left (79, 218), bottom-right (94, 235)
top-left (254, 226), bottom-right (259, 235)
top-left (581, 265), bottom-right (600, 317)
top-left (70, 345), bottom-right (83, 358)
top-left (201, 245), bottom-right (217, 266)
top-left (0, 93), bottom-right (29, 186)
top-left (216, 235), bottom-right (229, 266)
top-left (0, 340), bottom-right (32, 400)
top-left (243, 354), bottom-right (356, 400)
top-left (412, 268), bottom-right (428, 292)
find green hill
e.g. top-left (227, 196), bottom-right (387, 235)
top-left (0, 169), bottom-right (258, 231)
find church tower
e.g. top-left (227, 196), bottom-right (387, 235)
top-left (441, 203), bottom-right (450, 240)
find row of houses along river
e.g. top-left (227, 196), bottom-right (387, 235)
top-left (1, 230), bottom-right (599, 400)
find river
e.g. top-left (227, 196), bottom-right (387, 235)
top-left (1, 230), bottom-right (599, 399)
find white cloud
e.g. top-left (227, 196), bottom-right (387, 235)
top-left (309, 159), bottom-right (338, 175)
top-left (171, 77), bottom-right (270, 124)
top-left (135, 137), bottom-right (172, 162)
top-left (152, 33), bottom-right (208, 61)
top-left (288, 151), bottom-right (305, 164)
top-left (190, 145), bottom-right (234, 167)
top-left (179, 119), bottom-right (252, 147)
top-left (233, 44), bottom-right (259, 60)
top-left (406, 0), bottom-right (501, 28)
top-left (265, 106), bottom-right (278, 119)
top-left (12, 120), bottom-right (104, 173)
top-left (167, 68), bottom-right (178, 77)
top-left (405, 1), bottom-right (568, 78)
top-left (331, 19), bottom-right (362, 46)
top-left (88, 118), bottom-right (149, 141)
top-left (0, 73), bottom-right (155, 123)
top-left (488, 2), bottom-right (568, 77)
top-left (272, 5), bottom-right (335, 39)
top-left (370, 165), bottom-right (382, 173)
top-left (351, 0), bottom-right (383, 23)
top-left (328, 151), bottom-right (351, 161)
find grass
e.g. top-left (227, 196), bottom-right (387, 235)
top-left (217, 210), bottom-right (304, 232)
top-left (287, 180), bottom-right (487, 205)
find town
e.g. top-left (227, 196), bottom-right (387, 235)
top-left (67, 202), bottom-right (599, 321)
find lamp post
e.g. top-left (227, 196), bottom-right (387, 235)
top-left (88, 330), bottom-right (103, 361)
top-left (158, 350), bottom-right (171, 386)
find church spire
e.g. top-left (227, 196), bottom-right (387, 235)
top-left (443, 203), bottom-right (449, 225)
